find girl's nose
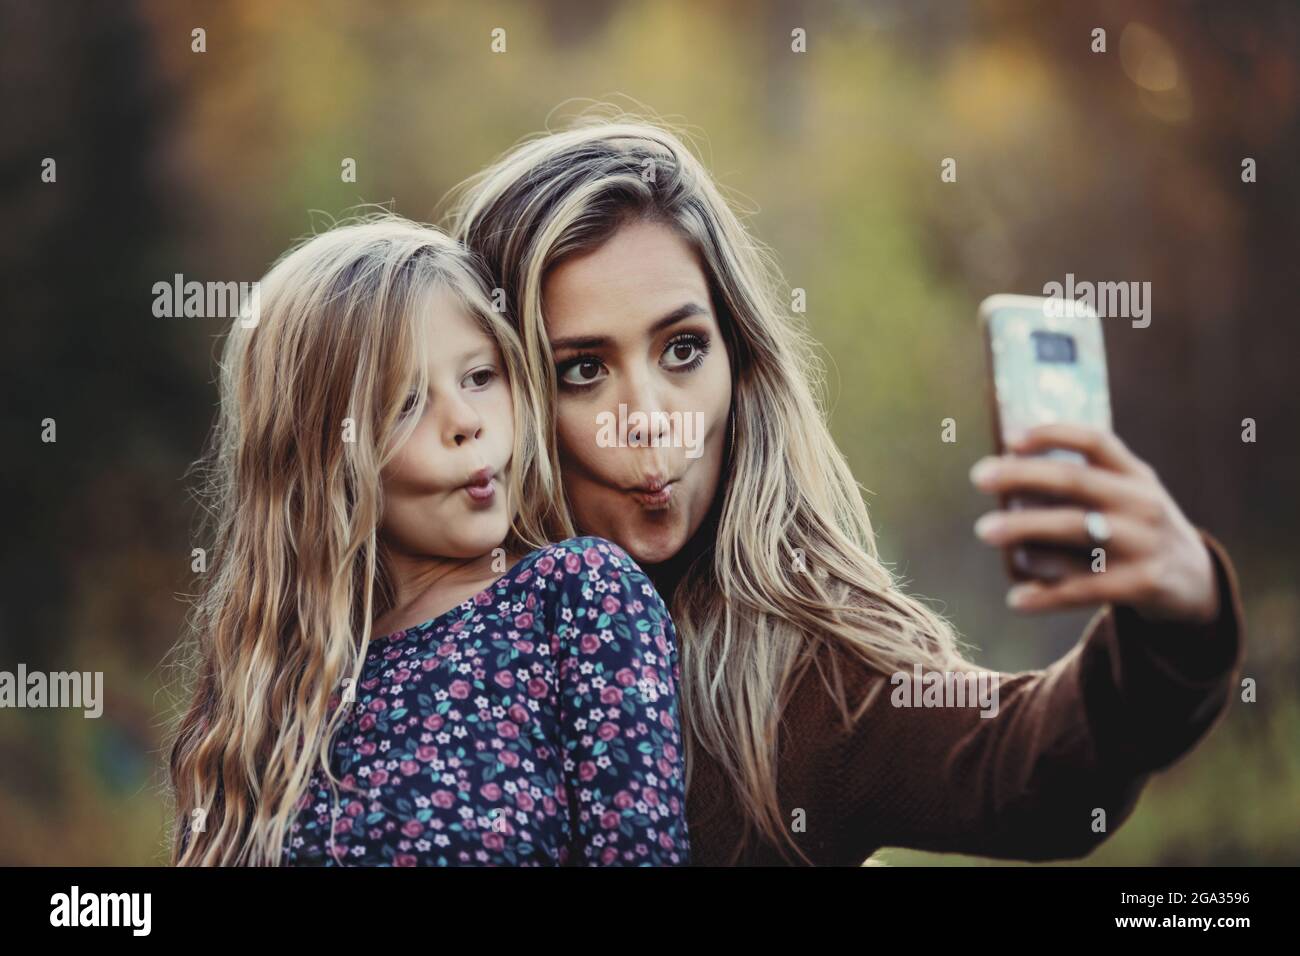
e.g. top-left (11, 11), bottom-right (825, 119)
top-left (443, 395), bottom-right (484, 447)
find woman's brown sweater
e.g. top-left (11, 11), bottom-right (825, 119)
top-left (684, 531), bottom-right (1246, 865)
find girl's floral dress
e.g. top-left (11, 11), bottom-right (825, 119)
top-left (283, 536), bottom-right (689, 866)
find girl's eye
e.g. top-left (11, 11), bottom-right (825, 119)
top-left (557, 357), bottom-right (608, 389)
top-left (462, 366), bottom-right (498, 389)
top-left (398, 391), bottom-right (420, 418)
top-left (662, 332), bottom-right (710, 371)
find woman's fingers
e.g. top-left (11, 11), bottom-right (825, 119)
top-left (969, 423), bottom-right (1220, 622)
top-left (1004, 565), bottom-right (1155, 613)
top-left (1006, 423), bottom-right (1150, 477)
top-left (974, 507), bottom-right (1154, 552)
top-left (970, 454), bottom-right (1149, 510)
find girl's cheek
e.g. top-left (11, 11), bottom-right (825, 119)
top-left (495, 389), bottom-right (516, 441)
top-left (385, 431), bottom-right (423, 487)
top-left (475, 382), bottom-right (510, 426)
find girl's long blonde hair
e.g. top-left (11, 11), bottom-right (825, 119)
top-left (167, 213), bottom-right (553, 865)
top-left (447, 111), bottom-right (971, 864)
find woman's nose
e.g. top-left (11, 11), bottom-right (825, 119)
top-left (622, 372), bottom-right (673, 447)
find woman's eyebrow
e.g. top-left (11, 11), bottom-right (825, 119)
top-left (549, 301), bottom-right (710, 352)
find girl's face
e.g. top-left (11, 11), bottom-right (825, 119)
top-left (542, 218), bottom-right (733, 567)
top-left (380, 292), bottom-right (515, 561)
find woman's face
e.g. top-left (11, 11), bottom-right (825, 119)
top-left (542, 218), bottom-right (733, 566)
top-left (380, 292), bottom-right (515, 562)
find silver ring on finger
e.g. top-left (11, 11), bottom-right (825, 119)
top-left (1083, 510), bottom-right (1112, 547)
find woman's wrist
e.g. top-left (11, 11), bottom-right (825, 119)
top-left (1110, 529), bottom-right (1244, 683)
top-left (1130, 539), bottom-right (1221, 627)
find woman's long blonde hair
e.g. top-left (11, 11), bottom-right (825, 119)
top-left (447, 111), bottom-right (971, 864)
top-left (166, 213), bottom-right (553, 865)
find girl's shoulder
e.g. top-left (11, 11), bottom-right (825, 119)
top-left (506, 535), bottom-right (667, 613)
top-left (512, 537), bottom-right (676, 658)
top-left (512, 535), bottom-right (645, 578)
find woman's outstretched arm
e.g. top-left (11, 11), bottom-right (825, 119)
top-left (823, 528), bottom-right (1244, 862)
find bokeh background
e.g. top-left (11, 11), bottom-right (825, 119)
top-left (1, 0), bottom-right (1296, 865)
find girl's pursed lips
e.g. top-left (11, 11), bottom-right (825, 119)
top-left (459, 465), bottom-right (497, 502)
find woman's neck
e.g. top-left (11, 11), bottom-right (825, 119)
top-left (643, 491), bottom-right (723, 605)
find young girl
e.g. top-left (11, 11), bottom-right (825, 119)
top-left (167, 214), bottom-right (689, 866)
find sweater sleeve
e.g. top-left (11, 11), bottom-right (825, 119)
top-left (546, 536), bottom-right (691, 866)
top-left (828, 529), bottom-right (1245, 861)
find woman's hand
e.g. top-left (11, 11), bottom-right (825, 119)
top-left (970, 423), bottom-right (1219, 625)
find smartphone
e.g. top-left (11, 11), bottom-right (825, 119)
top-left (978, 294), bottom-right (1113, 582)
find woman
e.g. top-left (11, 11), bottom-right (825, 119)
top-left (445, 113), bottom-right (1245, 865)
top-left (167, 216), bottom-right (688, 865)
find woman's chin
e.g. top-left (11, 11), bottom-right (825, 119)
top-left (596, 517), bottom-right (689, 568)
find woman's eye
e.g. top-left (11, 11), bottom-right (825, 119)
top-left (463, 366), bottom-right (498, 389)
top-left (662, 333), bottom-right (709, 371)
top-left (558, 357), bottom-right (607, 388)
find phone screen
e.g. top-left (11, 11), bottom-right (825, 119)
top-left (985, 299), bottom-right (1111, 445)
top-left (980, 295), bottom-right (1113, 579)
